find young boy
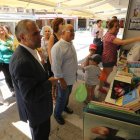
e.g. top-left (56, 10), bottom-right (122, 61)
top-left (83, 54), bottom-right (102, 103)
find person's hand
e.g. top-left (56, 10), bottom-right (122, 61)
top-left (48, 77), bottom-right (58, 86)
top-left (59, 78), bottom-right (67, 89)
top-left (41, 59), bottom-right (45, 64)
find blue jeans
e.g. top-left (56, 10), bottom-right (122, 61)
top-left (54, 83), bottom-right (73, 117)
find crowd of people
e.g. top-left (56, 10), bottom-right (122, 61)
top-left (0, 16), bottom-right (140, 140)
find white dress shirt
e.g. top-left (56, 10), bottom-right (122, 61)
top-left (20, 43), bottom-right (45, 70)
top-left (51, 39), bottom-right (78, 85)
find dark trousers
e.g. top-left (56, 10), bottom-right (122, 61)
top-left (29, 118), bottom-right (50, 140)
top-left (0, 63), bottom-right (14, 92)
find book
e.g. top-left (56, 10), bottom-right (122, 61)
top-left (114, 71), bottom-right (133, 83)
top-left (110, 71), bottom-right (133, 99)
top-left (105, 86), bottom-right (140, 111)
top-left (115, 89), bottom-right (140, 107)
top-left (105, 89), bottom-right (116, 104)
top-left (84, 101), bottom-right (140, 125)
top-left (90, 101), bottom-right (134, 113)
top-left (128, 102), bottom-right (140, 111)
top-left (84, 112), bottom-right (140, 140)
top-left (111, 80), bottom-right (132, 99)
top-left (127, 61), bottom-right (140, 68)
top-left (129, 68), bottom-right (140, 77)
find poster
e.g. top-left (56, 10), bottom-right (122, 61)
top-left (129, 0), bottom-right (140, 30)
top-left (84, 113), bottom-right (140, 140)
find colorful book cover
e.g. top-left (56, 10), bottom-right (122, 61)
top-left (123, 89), bottom-right (138, 105)
top-left (111, 71), bottom-right (133, 99)
top-left (111, 80), bottom-right (132, 99)
top-left (116, 89), bottom-right (140, 109)
top-left (116, 89), bottom-right (138, 106)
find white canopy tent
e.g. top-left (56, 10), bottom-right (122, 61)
top-left (0, 0), bottom-right (129, 19)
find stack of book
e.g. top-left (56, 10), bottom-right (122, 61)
top-left (84, 101), bottom-right (140, 125)
top-left (117, 54), bottom-right (128, 72)
top-left (128, 61), bottom-right (140, 77)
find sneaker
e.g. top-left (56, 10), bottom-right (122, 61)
top-left (98, 88), bottom-right (107, 94)
top-left (64, 107), bottom-right (73, 114)
top-left (54, 114), bottom-right (65, 125)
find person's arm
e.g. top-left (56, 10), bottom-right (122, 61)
top-left (79, 64), bottom-right (86, 73)
top-left (59, 78), bottom-right (67, 89)
top-left (51, 44), bottom-right (67, 89)
top-left (113, 36), bottom-right (140, 46)
top-left (82, 54), bottom-right (91, 67)
top-left (47, 35), bottom-right (54, 64)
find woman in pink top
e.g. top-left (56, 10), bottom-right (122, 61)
top-left (99, 19), bottom-right (140, 93)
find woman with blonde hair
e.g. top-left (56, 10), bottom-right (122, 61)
top-left (0, 26), bottom-right (14, 96)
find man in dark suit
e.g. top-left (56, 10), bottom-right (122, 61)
top-left (9, 19), bottom-right (58, 140)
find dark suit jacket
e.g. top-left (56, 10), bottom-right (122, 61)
top-left (9, 45), bottom-right (52, 127)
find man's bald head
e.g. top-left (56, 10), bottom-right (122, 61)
top-left (61, 24), bottom-right (75, 42)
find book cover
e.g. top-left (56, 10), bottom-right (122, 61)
top-left (123, 89), bottom-right (138, 105)
top-left (84, 113), bottom-right (140, 140)
top-left (110, 71), bottom-right (133, 99)
top-left (116, 89), bottom-right (138, 106)
top-left (111, 80), bottom-right (132, 99)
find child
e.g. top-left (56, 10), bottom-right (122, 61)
top-left (82, 43), bottom-right (97, 67)
top-left (83, 54), bottom-right (102, 103)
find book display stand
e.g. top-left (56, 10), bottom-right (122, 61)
top-left (83, 1), bottom-right (140, 139)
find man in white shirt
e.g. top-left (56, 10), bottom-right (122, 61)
top-left (51, 24), bottom-right (78, 125)
top-left (92, 20), bottom-right (103, 39)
